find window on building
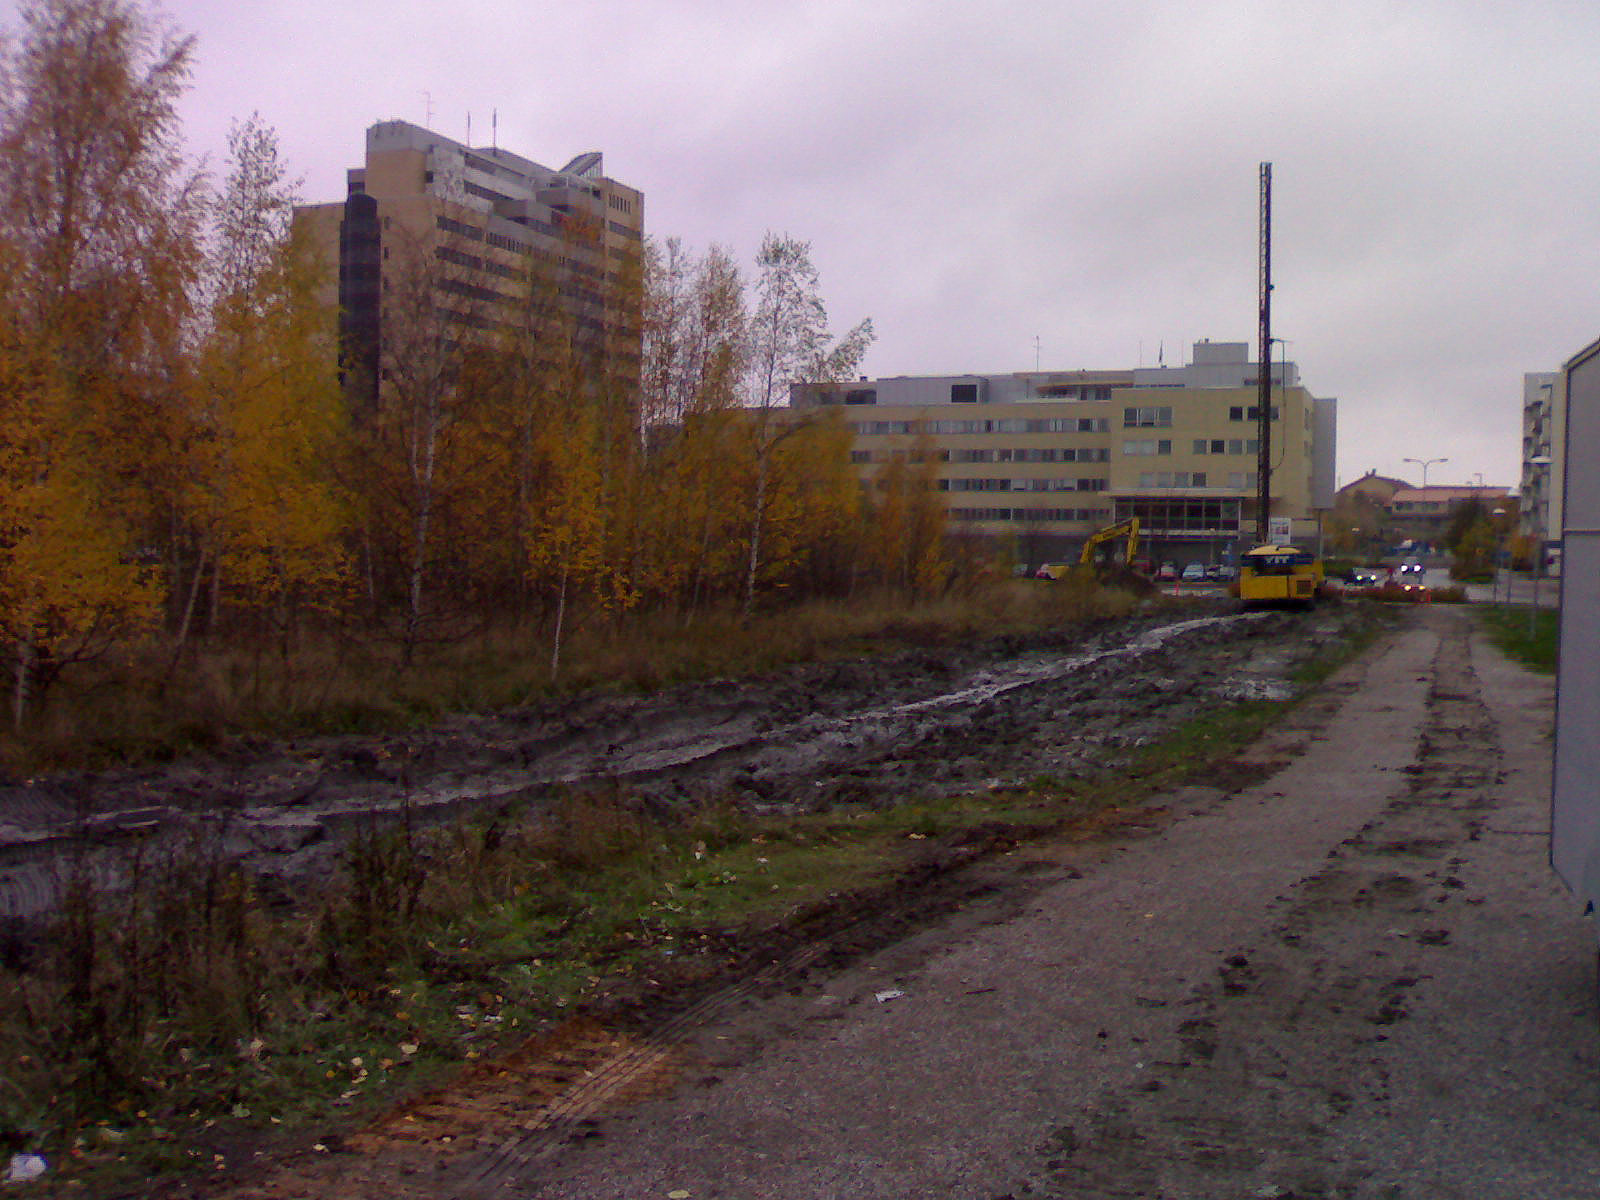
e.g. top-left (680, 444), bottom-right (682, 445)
top-left (1123, 405), bottom-right (1173, 428)
top-left (1123, 439), bottom-right (1173, 456)
top-left (845, 389), bottom-right (876, 405)
top-left (1137, 471), bottom-right (1207, 488)
top-left (950, 383), bottom-right (979, 403)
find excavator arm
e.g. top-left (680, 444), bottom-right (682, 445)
top-left (1079, 517), bottom-right (1141, 567)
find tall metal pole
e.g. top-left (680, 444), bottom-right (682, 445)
top-left (1256, 162), bottom-right (1273, 545)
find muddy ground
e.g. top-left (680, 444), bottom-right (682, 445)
top-left (89, 599), bottom-right (1599, 1200)
top-left (0, 599), bottom-right (1366, 927)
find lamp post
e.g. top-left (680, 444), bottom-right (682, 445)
top-left (1403, 456), bottom-right (1448, 488)
top-left (1492, 504), bottom-right (1510, 605)
top-left (1529, 454), bottom-right (1552, 631)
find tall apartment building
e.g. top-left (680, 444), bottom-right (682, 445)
top-left (296, 120), bottom-right (644, 405)
top-left (793, 340), bottom-right (1336, 566)
top-left (1520, 371), bottom-right (1562, 564)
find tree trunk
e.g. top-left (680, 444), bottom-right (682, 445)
top-left (404, 420), bottom-right (440, 666)
top-left (173, 543), bottom-right (210, 650)
top-left (13, 633), bottom-right (34, 731)
top-left (742, 445), bottom-right (770, 619)
top-left (550, 558), bottom-right (569, 680)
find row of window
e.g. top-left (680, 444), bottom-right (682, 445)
top-left (826, 383), bottom-right (1119, 406)
top-left (1128, 404), bottom-right (1282, 428)
top-left (464, 180), bottom-right (515, 207)
top-left (1138, 472), bottom-right (1207, 488)
top-left (948, 507), bottom-right (1112, 524)
top-left (437, 214), bottom-right (483, 242)
top-left (1038, 385), bottom-right (1115, 402)
top-left (487, 228), bottom-right (534, 253)
top-left (948, 447), bottom-right (1109, 464)
top-left (1125, 440), bottom-right (1258, 458)
top-left (850, 445), bottom-right (1113, 466)
top-left (437, 276), bottom-right (514, 307)
top-left (853, 417), bottom-right (1113, 436)
top-left (941, 478), bottom-right (1108, 493)
top-left (1115, 497), bottom-right (1243, 532)
top-left (435, 245), bottom-right (530, 284)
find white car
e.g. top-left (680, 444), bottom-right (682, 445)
top-left (1180, 563), bottom-right (1207, 582)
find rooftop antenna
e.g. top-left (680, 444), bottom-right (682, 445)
top-left (467, 111), bottom-right (472, 146)
top-left (1255, 161), bottom-right (1273, 545)
top-left (1033, 335), bottom-right (1041, 372)
top-left (422, 90), bottom-right (434, 128)
top-left (492, 108), bottom-right (498, 151)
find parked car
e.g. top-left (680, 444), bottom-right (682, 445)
top-left (1205, 563), bottom-right (1237, 582)
top-left (1181, 562), bottom-right (1207, 583)
top-left (1155, 562), bottom-right (1179, 581)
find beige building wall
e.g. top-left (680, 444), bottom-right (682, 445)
top-left (799, 344), bottom-right (1333, 563)
top-left (294, 120), bottom-right (643, 404)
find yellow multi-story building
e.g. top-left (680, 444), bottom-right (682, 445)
top-left (794, 340), bottom-right (1336, 568)
top-left (296, 120), bottom-right (643, 405)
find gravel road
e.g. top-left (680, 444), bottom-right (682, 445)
top-left (496, 604), bottom-right (1600, 1200)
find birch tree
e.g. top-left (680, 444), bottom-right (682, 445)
top-left (742, 232), bottom-right (872, 615)
top-left (0, 0), bottom-right (203, 722)
top-left (188, 116), bottom-right (348, 651)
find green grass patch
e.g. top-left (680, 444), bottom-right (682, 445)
top-left (1474, 605), bottom-right (1558, 674)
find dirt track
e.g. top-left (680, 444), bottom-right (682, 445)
top-left (0, 602), bottom-right (1339, 927)
top-left (100, 600), bottom-right (1598, 1199)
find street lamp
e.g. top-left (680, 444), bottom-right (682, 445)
top-left (1529, 454), bottom-right (1552, 628)
top-left (1492, 504), bottom-right (1510, 605)
top-left (1403, 456), bottom-right (1448, 488)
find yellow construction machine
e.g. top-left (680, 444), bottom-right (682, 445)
top-left (1034, 518), bottom-right (1151, 591)
top-left (1079, 517), bottom-right (1141, 572)
top-left (1237, 543), bottom-right (1322, 606)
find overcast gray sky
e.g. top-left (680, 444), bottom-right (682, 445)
top-left (27, 0), bottom-right (1600, 489)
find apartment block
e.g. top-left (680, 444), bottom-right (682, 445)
top-left (1521, 371), bottom-right (1562, 563)
top-left (793, 340), bottom-right (1336, 566)
top-left (296, 120), bottom-right (644, 405)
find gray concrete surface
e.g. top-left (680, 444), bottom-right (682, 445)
top-left (512, 606), bottom-right (1600, 1199)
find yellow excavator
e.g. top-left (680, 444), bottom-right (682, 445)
top-left (1036, 518), bottom-right (1150, 590)
top-left (1078, 517), bottom-right (1141, 572)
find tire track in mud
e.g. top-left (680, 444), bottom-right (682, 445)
top-left (0, 611), bottom-right (1287, 927)
top-left (1001, 612), bottom-right (1498, 1198)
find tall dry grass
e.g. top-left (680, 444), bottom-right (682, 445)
top-left (5, 579), bottom-right (1154, 772)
